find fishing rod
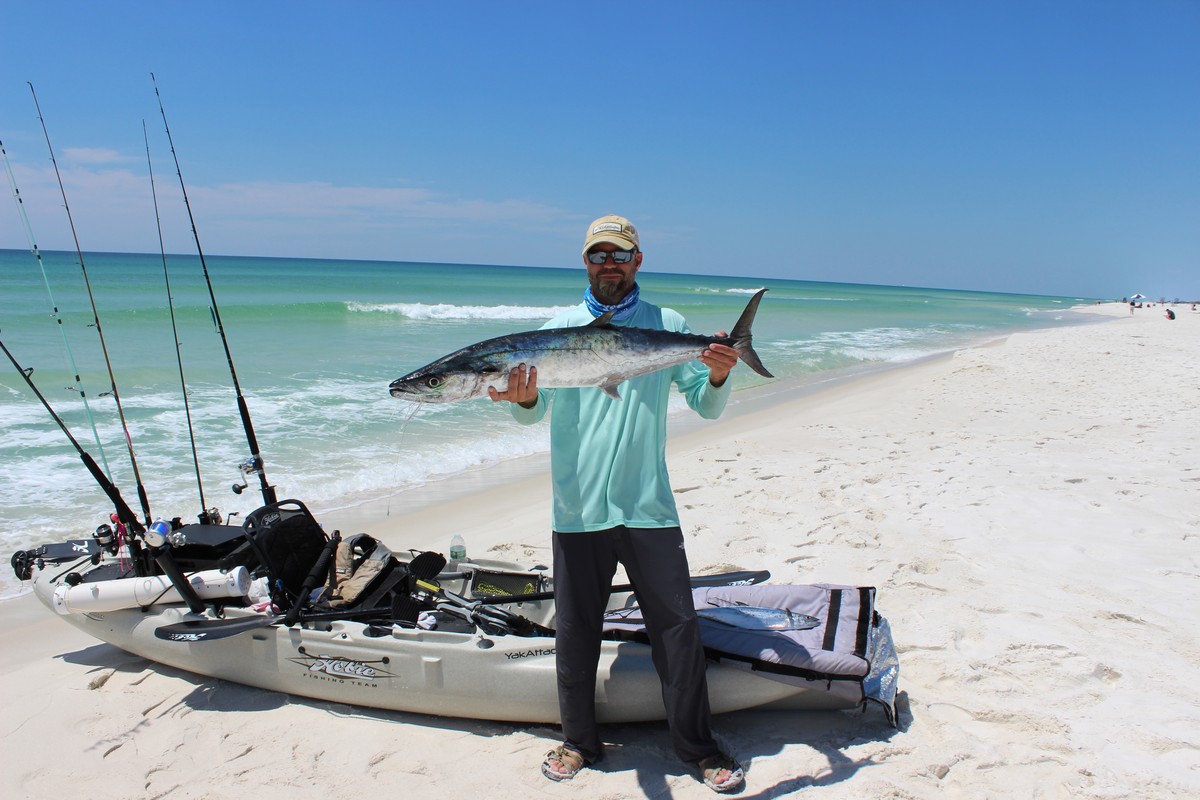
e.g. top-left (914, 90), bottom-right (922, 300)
top-left (0, 137), bottom-right (113, 481)
top-left (0, 335), bottom-right (144, 537)
top-left (2, 335), bottom-right (205, 611)
top-left (143, 119), bottom-right (214, 523)
top-left (151, 73), bottom-right (277, 507)
top-left (28, 83), bottom-right (153, 527)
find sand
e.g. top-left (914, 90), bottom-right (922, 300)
top-left (2, 302), bottom-right (1197, 799)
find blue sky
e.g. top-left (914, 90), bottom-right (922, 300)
top-left (1, 1), bottom-right (1196, 300)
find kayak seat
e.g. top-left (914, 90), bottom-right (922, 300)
top-left (224, 499), bottom-right (330, 608)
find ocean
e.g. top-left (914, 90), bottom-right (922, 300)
top-left (0, 248), bottom-right (1096, 598)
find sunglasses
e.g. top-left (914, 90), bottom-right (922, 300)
top-left (586, 248), bottom-right (637, 265)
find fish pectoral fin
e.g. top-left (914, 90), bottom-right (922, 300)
top-left (599, 380), bottom-right (623, 401)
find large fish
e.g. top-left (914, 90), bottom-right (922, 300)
top-left (696, 606), bottom-right (820, 632)
top-left (389, 288), bottom-right (774, 403)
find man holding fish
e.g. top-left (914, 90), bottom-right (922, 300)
top-left (488, 214), bottom-right (749, 793)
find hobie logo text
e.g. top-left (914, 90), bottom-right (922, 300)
top-left (292, 653), bottom-right (393, 681)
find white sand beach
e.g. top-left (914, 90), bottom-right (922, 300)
top-left (2, 303), bottom-right (1196, 799)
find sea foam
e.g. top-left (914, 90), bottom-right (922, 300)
top-left (346, 302), bottom-right (569, 321)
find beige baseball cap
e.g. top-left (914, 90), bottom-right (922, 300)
top-left (582, 214), bottom-right (639, 254)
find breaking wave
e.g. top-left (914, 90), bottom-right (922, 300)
top-left (347, 302), bottom-right (570, 321)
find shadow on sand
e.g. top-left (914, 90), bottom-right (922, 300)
top-left (58, 642), bottom-right (909, 795)
top-left (583, 691), bottom-right (911, 798)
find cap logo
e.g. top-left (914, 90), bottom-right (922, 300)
top-left (592, 222), bottom-right (625, 235)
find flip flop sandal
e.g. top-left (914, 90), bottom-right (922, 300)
top-left (541, 744), bottom-right (587, 782)
top-left (698, 753), bottom-right (745, 793)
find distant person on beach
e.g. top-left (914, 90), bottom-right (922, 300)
top-left (488, 214), bottom-right (747, 793)
top-left (1166, 309), bottom-right (1176, 320)
top-left (1130, 301), bottom-right (1135, 316)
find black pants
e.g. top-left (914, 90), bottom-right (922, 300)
top-left (552, 526), bottom-right (718, 764)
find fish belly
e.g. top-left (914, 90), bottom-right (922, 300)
top-left (519, 339), bottom-right (701, 390)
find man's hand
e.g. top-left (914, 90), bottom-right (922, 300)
top-left (701, 333), bottom-right (739, 387)
top-left (488, 363), bottom-right (539, 407)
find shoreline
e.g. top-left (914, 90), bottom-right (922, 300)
top-left (0, 305), bottom-right (1109, 602)
top-left (0, 271), bottom-right (1109, 602)
top-left (294, 352), bottom-right (967, 559)
top-left (3, 302), bottom-right (1196, 798)
top-left (309, 306), bottom-right (1111, 556)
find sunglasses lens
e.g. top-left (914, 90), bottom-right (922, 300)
top-left (587, 249), bottom-right (635, 265)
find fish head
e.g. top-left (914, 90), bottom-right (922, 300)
top-left (388, 358), bottom-right (500, 403)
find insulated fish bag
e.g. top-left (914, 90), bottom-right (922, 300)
top-left (603, 583), bottom-right (900, 726)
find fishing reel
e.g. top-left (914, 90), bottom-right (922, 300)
top-left (142, 519), bottom-right (172, 549)
top-left (197, 507), bottom-right (224, 526)
top-left (232, 456), bottom-right (262, 495)
top-left (142, 518), bottom-right (189, 550)
top-left (93, 523), bottom-right (120, 556)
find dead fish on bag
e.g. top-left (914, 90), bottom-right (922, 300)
top-left (697, 606), bottom-right (820, 631)
top-left (389, 288), bottom-right (773, 403)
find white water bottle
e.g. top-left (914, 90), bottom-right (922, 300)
top-left (449, 533), bottom-right (467, 567)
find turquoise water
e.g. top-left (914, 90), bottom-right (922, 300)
top-left (0, 248), bottom-right (1096, 596)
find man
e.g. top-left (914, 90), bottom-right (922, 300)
top-left (488, 214), bottom-right (746, 793)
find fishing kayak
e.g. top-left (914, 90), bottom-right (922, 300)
top-left (12, 504), bottom-right (899, 726)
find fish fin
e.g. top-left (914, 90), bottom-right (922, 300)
top-left (727, 288), bottom-right (774, 379)
top-left (588, 311), bottom-right (616, 327)
top-left (599, 380), bottom-right (623, 400)
top-left (733, 341), bottom-right (773, 379)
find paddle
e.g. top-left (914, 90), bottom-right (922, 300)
top-left (475, 569), bottom-right (771, 605)
top-left (155, 566), bottom-right (772, 643)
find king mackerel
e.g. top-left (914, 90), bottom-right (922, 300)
top-left (388, 288), bottom-right (773, 403)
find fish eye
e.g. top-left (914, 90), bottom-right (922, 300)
top-left (426, 376), bottom-right (443, 389)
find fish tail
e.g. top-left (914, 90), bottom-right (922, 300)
top-left (728, 289), bottom-right (774, 378)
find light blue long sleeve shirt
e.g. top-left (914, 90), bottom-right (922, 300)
top-left (511, 300), bottom-right (730, 532)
